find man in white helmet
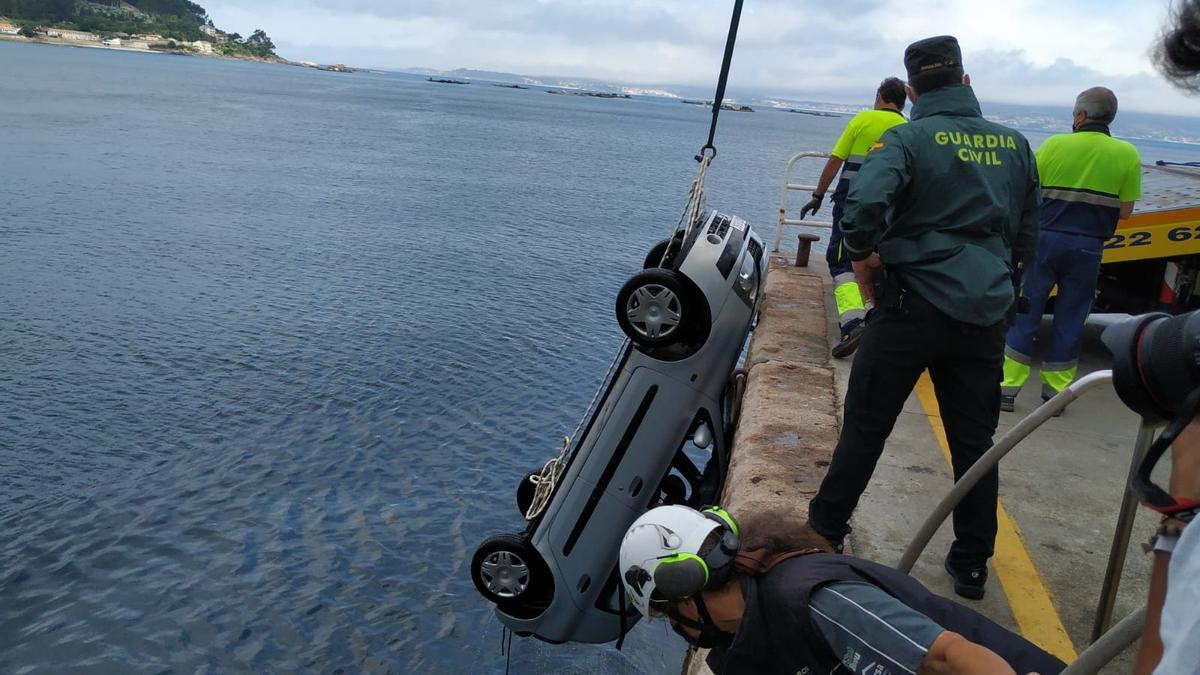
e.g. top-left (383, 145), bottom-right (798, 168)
top-left (619, 505), bottom-right (1065, 675)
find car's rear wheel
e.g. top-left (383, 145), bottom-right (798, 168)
top-left (616, 268), bottom-right (695, 347)
top-left (471, 534), bottom-right (540, 604)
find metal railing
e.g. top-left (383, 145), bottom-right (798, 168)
top-left (895, 370), bottom-right (1154, 673)
top-left (773, 151), bottom-right (834, 252)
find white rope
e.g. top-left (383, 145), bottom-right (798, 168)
top-left (524, 157), bottom-right (713, 521)
top-left (652, 155), bottom-right (712, 268)
top-left (524, 339), bottom-right (631, 521)
top-left (678, 155), bottom-right (711, 238)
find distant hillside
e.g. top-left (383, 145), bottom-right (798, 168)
top-left (0, 0), bottom-right (278, 58)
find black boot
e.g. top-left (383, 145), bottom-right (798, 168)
top-left (832, 319), bottom-right (866, 359)
top-left (944, 554), bottom-right (988, 600)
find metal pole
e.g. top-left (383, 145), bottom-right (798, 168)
top-left (773, 151), bottom-right (830, 252)
top-left (1090, 420), bottom-right (1157, 642)
top-left (1062, 605), bottom-right (1146, 675)
top-left (897, 370), bottom-right (1114, 573)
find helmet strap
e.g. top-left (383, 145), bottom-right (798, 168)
top-left (666, 594), bottom-right (737, 650)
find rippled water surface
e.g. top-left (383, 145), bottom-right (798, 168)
top-left (0, 41), bottom-right (845, 674)
top-left (4, 41), bottom-right (1197, 675)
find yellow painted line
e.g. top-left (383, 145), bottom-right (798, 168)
top-left (913, 372), bottom-right (1078, 662)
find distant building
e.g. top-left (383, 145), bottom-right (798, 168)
top-left (199, 24), bottom-right (218, 38)
top-left (47, 29), bottom-right (99, 42)
top-left (0, 21), bottom-right (19, 35)
top-left (191, 40), bottom-right (212, 54)
top-left (134, 33), bottom-right (164, 42)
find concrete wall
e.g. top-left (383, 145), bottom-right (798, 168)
top-left (686, 253), bottom-right (842, 673)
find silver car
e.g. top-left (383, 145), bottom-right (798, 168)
top-left (469, 211), bottom-right (765, 644)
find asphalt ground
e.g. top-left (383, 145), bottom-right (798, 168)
top-left (838, 306), bottom-right (1167, 673)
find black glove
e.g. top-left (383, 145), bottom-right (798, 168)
top-left (800, 194), bottom-right (824, 220)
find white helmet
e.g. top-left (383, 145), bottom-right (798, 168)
top-left (619, 504), bottom-right (740, 618)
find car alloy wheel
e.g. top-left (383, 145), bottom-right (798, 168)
top-left (471, 533), bottom-right (546, 608)
top-left (616, 268), bottom-right (693, 348)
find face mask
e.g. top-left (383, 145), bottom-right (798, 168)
top-left (666, 596), bottom-right (736, 650)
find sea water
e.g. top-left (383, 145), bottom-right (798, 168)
top-left (1, 40), bottom-right (1196, 674)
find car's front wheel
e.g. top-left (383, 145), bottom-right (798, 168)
top-left (616, 268), bottom-right (695, 347)
top-left (643, 231), bottom-right (684, 269)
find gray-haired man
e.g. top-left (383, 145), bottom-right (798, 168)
top-left (1001, 87), bottom-right (1141, 411)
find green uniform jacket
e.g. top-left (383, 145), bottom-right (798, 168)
top-left (841, 85), bottom-right (1040, 326)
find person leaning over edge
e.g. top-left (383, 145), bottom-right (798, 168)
top-left (805, 35), bottom-right (1041, 601)
top-left (619, 505), bottom-right (1066, 675)
top-left (1000, 87), bottom-right (1141, 414)
top-left (799, 77), bottom-right (908, 359)
top-left (1135, 3), bottom-right (1200, 673)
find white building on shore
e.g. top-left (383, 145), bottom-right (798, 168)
top-left (45, 28), bottom-right (99, 42)
top-left (0, 21), bottom-right (20, 35)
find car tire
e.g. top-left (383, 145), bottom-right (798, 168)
top-left (616, 268), bottom-right (695, 347)
top-left (471, 533), bottom-right (545, 607)
top-left (516, 470), bottom-right (539, 517)
top-left (643, 231), bottom-right (685, 269)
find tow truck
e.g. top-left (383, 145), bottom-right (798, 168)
top-left (1094, 162), bottom-right (1200, 314)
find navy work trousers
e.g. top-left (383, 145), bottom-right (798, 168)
top-left (1004, 230), bottom-right (1105, 385)
top-left (809, 291), bottom-right (1005, 568)
top-left (825, 191), bottom-right (852, 279)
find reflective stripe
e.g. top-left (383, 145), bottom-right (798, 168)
top-left (1004, 344), bottom-right (1033, 366)
top-left (1039, 365), bottom-right (1078, 395)
top-left (1002, 355), bottom-right (1031, 391)
top-left (1042, 359), bottom-right (1078, 373)
top-left (840, 309), bottom-right (867, 325)
top-left (1041, 187), bottom-right (1122, 209)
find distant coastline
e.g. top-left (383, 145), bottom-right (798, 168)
top-left (0, 2), bottom-right (357, 73)
top-left (0, 33), bottom-right (356, 72)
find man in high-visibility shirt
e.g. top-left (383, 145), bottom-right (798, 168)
top-left (799, 77), bottom-right (907, 358)
top-left (1001, 87), bottom-right (1141, 412)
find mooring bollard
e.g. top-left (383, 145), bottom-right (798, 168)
top-left (795, 233), bottom-right (820, 267)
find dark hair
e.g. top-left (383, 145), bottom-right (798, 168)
top-left (1157, 0), bottom-right (1200, 92)
top-left (691, 508), bottom-right (832, 592)
top-left (909, 67), bottom-right (964, 96)
top-left (878, 77), bottom-right (907, 110)
top-left (735, 508), bottom-right (835, 557)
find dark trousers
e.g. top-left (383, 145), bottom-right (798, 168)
top-left (809, 291), bottom-right (1005, 567)
top-left (825, 191), bottom-right (851, 278)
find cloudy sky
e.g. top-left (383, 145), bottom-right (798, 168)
top-left (204, 0), bottom-right (1198, 116)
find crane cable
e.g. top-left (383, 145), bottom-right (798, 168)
top-left (524, 0), bottom-right (747, 522)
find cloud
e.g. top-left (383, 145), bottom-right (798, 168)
top-left (201, 0), bottom-right (1200, 116)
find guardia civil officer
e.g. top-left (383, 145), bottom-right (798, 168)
top-left (799, 77), bottom-right (908, 358)
top-left (806, 36), bottom-right (1041, 600)
top-left (1000, 87), bottom-right (1141, 412)
top-left (619, 505), bottom-right (1065, 675)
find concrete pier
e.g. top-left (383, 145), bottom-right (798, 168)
top-left (686, 252), bottom-right (1155, 674)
